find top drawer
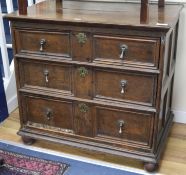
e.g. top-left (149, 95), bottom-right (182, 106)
top-left (93, 35), bottom-right (160, 68)
top-left (14, 29), bottom-right (71, 57)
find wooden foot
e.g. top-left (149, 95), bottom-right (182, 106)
top-left (22, 136), bottom-right (35, 145)
top-left (0, 157), bottom-right (4, 166)
top-left (144, 162), bottom-right (158, 172)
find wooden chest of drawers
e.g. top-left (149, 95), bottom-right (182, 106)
top-left (7, 0), bottom-right (182, 172)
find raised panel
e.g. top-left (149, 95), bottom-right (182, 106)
top-left (94, 69), bottom-right (157, 106)
top-left (95, 106), bottom-right (154, 145)
top-left (72, 32), bottom-right (92, 62)
top-left (22, 95), bottom-right (74, 133)
top-left (93, 35), bottom-right (160, 67)
top-left (18, 59), bottom-right (72, 94)
top-left (15, 29), bottom-right (71, 57)
top-left (74, 66), bottom-right (92, 99)
top-left (74, 102), bottom-right (93, 137)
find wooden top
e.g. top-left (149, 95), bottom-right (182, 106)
top-left (6, 0), bottom-right (183, 30)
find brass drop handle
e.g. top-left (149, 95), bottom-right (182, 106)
top-left (45, 108), bottom-right (52, 121)
top-left (43, 69), bottom-right (49, 83)
top-left (40, 39), bottom-right (46, 52)
top-left (119, 44), bottom-right (128, 59)
top-left (79, 103), bottom-right (89, 113)
top-left (120, 80), bottom-right (127, 94)
top-left (118, 120), bottom-right (125, 134)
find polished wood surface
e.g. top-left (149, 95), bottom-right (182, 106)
top-left (1, 109), bottom-right (186, 174)
top-left (6, 0), bottom-right (182, 172)
top-left (10, 0), bottom-right (182, 29)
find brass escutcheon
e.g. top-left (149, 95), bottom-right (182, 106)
top-left (76, 33), bottom-right (87, 45)
top-left (78, 67), bottom-right (88, 78)
top-left (79, 103), bottom-right (89, 113)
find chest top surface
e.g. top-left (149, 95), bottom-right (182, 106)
top-left (6, 0), bottom-right (183, 30)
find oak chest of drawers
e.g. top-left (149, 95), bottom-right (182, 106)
top-left (7, 0), bottom-right (182, 172)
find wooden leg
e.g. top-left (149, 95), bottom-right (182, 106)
top-left (0, 156), bottom-right (4, 166)
top-left (22, 136), bottom-right (35, 145)
top-left (144, 162), bottom-right (158, 172)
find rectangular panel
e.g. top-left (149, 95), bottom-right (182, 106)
top-left (93, 35), bottom-right (160, 67)
top-left (72, 32), bottom-right (92, 62)
top-left (19, 59), bottom-right (72, 94)
top-left (74, 102), bottom-right (93, 137)
top-left (15, 29), bottom-right (71, 57)
top-left (94, 69), bottom-right (156, 106)
top-left (95, 106), bottom-right (154, 145)
top-left (23, 95), bottom-right (74, 133)
top-left (74, 66), bottom-right (92, 99)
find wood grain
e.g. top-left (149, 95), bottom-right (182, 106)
top-left (0, 109), bottom-right (186, 174)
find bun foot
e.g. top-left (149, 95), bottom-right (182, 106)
top-left (144, 162), bottom-right (158, 172)
top-left (0, 157), bottom-right (4, 166)
top-left (22, 136), bottom-right (35, 145)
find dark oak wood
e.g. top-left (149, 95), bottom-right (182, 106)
top-left (6, 0), bottom-right (183, 172)
top-left (18, 0), bottom-right (28, 15)
top-left (17, 0), bottom-right (165, 16)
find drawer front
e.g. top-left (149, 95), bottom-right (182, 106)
top-left (95, 106), bottom-right (154, 145)
top-left (19, 59), bottom-right (72, 94)
top-left (22, 95), bottom-right (74, 133)
top-left (93, 35), bottom-right (160, 67)
top-left (15, 30), bottom-right (71, 57)
top-left (94, 69), bottom-right (156, 106)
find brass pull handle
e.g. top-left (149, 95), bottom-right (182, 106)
top-left (78, 67), bottom-right (88, 78)
top-left (40, 39), bottom-right (46, 52)
top-left (120, 80), bottom-right (127, 94)
top-left (79, 103), bottom-right (89, 113)
top-left (76, 33), bottom-right (87, 45)
top-left (45, 108), bottom-right (52, 121)
top-left (118, 120), bottom-right (125, 134)
top-left (43, 69), bottom-right (49, 83)
top-left (119, 44), bottom-right (128, 59)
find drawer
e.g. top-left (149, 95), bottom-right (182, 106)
top-left (93, 35), bottom-right (160, 67)
top-left (94, 69), bottom-right (156, 106)
top-left (14, 29), bottom-right (71, 57)
top-left (22, 95), bottom-right (74, 133)
top-left (18, 59), bottom-right (72, 94)
top-left (95, 106), bottom-right (154, 145)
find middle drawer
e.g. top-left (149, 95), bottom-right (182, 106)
top-left (18, 58), bottom-right (73, 95)
top-left (93, 68), bottom-right (157, 106)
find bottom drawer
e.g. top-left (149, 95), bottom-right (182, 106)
top-left (21, 94), bottom-right (74, 134)
top-left (95, 106), bottom-right (154, 146)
